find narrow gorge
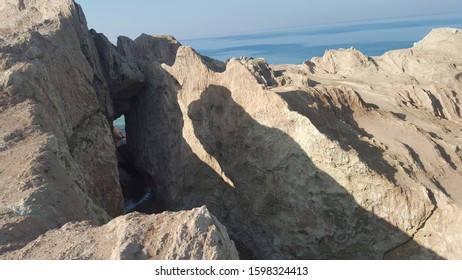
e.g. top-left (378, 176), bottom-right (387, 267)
top-left (1, 0), bottom-right (462, 259)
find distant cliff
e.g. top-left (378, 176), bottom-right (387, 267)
top-left (1, 0), bottom-right (461, 259)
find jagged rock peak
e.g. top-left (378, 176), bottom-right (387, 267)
top-left (413, 28), bottom-right (462, 49)
top-left (117, 33), bottom-right (181, 66)
top-left (311, 46), bottom-right (378, 75)
top-left (0, 0), bottom-right (126, 256)
top-left (90, 29), bottom-right (145, 100)
top-left (237, 57), bottom-right (278, 87)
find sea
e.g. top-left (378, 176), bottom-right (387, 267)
top-left (114, 12), bottom-right (462, 128)
top-left (183, 12), bottom-right (462, 64)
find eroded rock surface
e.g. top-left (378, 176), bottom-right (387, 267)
top-left (0, 0), bottom-right (237, 260)
top-left (91, 30), bottom-right (145, 101)
top-left (1, 0), bottom-right (461, 260)
top-left (124, 29), bottom-right (462, 259)
top-left (2, 206), bottom-right (239, 260)
top-left (0, 0), bottom-right (123, 254)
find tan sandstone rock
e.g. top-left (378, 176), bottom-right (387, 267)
top-left (1, 206), bottom-right (239, 260)
top-left (1, 0), bottom-right (461, 260)
top-left (272, 27), bottom-right (462, 258)
top-left (122, 28), bottom-right (462, 259)
top-left (0, 0), bottom-right (238, 260)
top-left (0, 0), bottom-right (125, 254)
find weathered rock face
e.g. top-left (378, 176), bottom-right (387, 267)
top-left (1, 206), bottom-right (238, 260)
top-left (1, 0), bottom-right (461, 260)
top-left (0, 0), bottom-right (124, 254)
top-left (304, 28), bottom-right (462, 203)
top-left (123, 29), bottom-right (462, 259)
top-left (91, 30), bottom-right (145, 100)
top-left (117, 34), bottom-right (181, 66)
top-left (0, 0), bottom-right (238, 260)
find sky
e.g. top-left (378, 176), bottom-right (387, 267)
top-left (76, 0), bottom-right (462, 42)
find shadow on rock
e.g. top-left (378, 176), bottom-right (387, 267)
top-left (186, 85), bottom-right (441, 259)
top-left (277, 89), bottom-right (398, 184)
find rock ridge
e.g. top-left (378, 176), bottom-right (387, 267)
top-left (0, 0), bottom-right (238, 259)
top-left (1, 0), bottom-right (461, 260)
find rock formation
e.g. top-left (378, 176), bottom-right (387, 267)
top-left (0, 0), bottom-right (237, 259)
top-left (0, 0), bottom-right (123, 254)
top-left (1, 0), bottom-right (461, 260)
top-left (3, 206), bottom-right (238, 260)
top-left (123, 29), bottom-right (462, 259)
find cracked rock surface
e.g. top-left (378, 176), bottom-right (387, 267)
top-left (0, 0), bottom-right (237, 259)
top-left (127, 30), bottom-right (462, 259)
top-left (0, 0), bottom-right (123, 254)
top-left (1, 0), bottom-right (461, 260)
top-left (2, 206), bottom-right (238, 260)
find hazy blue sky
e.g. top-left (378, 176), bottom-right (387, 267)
top-left (77, 0), bottom-right (462, 42)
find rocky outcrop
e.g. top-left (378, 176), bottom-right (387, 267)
top-left (272, 28), bottom-right (462, 259)
top-left (311, 29), bottom-right (462, 121)
top-left (0, 0), bottom-right (237, 259)
top-left (239, 57), bottom-right (278, 86)
top-left (2, 206), bottom-right (238, 260)
top-left (0, 0), bottom-right (123, 254)
top-left (311, 46), bottom-right (379, 75)
top-left (117, 34), bottom-right (181, 66)
top-left (123, 29), bottom-right (462, 259)
top-left (91, 31), bottom-right (145, 100)
top-left (1, 0), bottom-right (461, 260)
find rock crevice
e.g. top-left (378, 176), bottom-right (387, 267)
top-left (0, 0), bottom-right (237, 259)
top-left (383, 188), bottom-right (439, 258)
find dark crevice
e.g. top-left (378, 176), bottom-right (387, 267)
top-left (17, 0), bottom-right (26, 11)
top-left (391, 112), bottom-right (407, 121)
top-left (430, 177), bottom-right (452, 198)
top-left (401, 143), bottom-right (426, 172)
top-left (233, 240), bottom-right (256, 260)
top-left (423, 89), bottom-right (446, 119)
top-left (431, 139), bottom-right (457, 170)
top-left (383, 189), bottom-right (439, 259)
top-left (114, 117), bottom-right (165, 214)
top-left (277, 89), bottom-right (398, 185)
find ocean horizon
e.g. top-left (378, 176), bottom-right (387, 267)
top-left (114, 12), bottom-right (462, 127)
top-left (182, 12), bottom-right (462, 64)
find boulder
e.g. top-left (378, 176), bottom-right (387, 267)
top-left (1, 206), bottom-right (239, 260)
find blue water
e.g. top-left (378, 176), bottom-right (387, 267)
top-left (114, 115), bottom-right (125, 133)
top-left (114, 13), bottom-right (462, 128)
top-left (183, 13), bottom-right (462, 64)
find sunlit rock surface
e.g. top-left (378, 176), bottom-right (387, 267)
top-left (1, 0), bottom-right (461, 259)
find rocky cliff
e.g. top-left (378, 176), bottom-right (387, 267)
top-left (0, 0), bottom-right (123, 254)
top-left (1, 0), bottom-right (461, 260)
top-left (0, 0), bottom-right (237, 259)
